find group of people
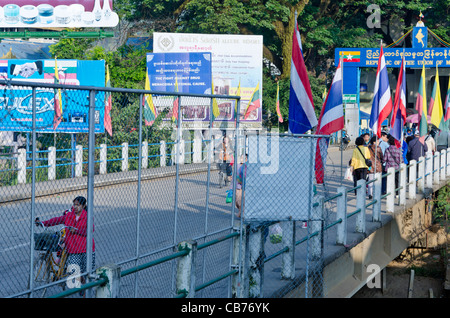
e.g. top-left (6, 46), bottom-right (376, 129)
top-left (349, 126), bottom-right (450, 199)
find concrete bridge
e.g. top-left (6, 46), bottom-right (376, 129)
top-left (1, 145), bottom-right (449, 298)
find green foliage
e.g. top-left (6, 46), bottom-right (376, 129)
top-left (433, 185), bottom-right (450, 225)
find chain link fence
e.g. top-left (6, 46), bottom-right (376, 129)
top-left (0, 78), bottom-right (331, 298)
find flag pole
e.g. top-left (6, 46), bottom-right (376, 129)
top-left (340, 52), bottom-right (344, 184)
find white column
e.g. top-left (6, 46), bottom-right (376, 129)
top-left (440, 149), bottom-right (446, 181)
top-left (425, 152), bottom-right (432, 188)
top-left (75, 145), bottom-right (83, 177)
top-left (399, 163), bottom-right (406, 206)
top-left (417, 156), bottom-right (425, 193)
top-left (355, 179), bottom-right (366, 234)
top-left (48, 146), bottom-right (56, 181)
top-left (408, 160), bottom-right (417, 200)
top-left (336, 187), bottom-right (347, 245)
top-left (122, 142), bottom-right (128, 172)
top-left (17, 148), bottom-right (26, 184)
top-left (372, 172), bottom-right (382, 222)
top-left (433, 152), bottom-right (440, 185)
top-left (160, 140), bottom-right (166, 167)
top-left (386, 167), bottom-right (395, 213)
top-left (100, 144), bottom-right (107, 175)
top-left (142, 141), bottom-right (148, 169)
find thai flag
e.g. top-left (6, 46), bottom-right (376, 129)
top-left (390, 54), bottom-right (407, 148)
top-left (288, 18), bottom-right (317, 134)
top-left (369, 46), bottom-right (393, 138)
top-left (315, 57), bottom-right (344, 184)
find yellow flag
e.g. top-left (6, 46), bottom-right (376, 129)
top-left (430, 66), bottom-right (443, 129)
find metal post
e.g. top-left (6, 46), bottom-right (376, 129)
top-left (356, 179), bottom-right (366, 234)
top-left (336, 187), bottom-right (347, 245)
top-left (160, 140), bottom-right (166, 167)
top-left (121, 142), bottom-right (128, 172)
top-left (386, 167), bottom-right (395, 213)
top-left (86, 89), bottom-right (96, 297)
top-left (48, 146), bottom-right (56, 180)
top-left (99, 144), bottom-right (107, 174)
top-left (75, 145), bottom-right (83, 177)
top-left (408, 160), bottom-right (417, 200)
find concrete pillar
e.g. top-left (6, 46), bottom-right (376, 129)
top-left (311, 195), bottom-right (324, 259)
top-left (75, 145), bottom-right (83, 177)
top-left (281, 220), bottom-right (295, 279)
top-left (121, 142), bottom-right (128, 172)
top-left (440, 149), bottom-right (446, 181)
top-left (193, 130), bottom-right (202, 163)
top-left (248, 225), bottom-right (265, 298)
top-left (17, 148), bottom-right (26, 184)
top-left (433, 152), bottom-right (440, 185)
top-left (99, 144), bottom-right (107, 175)
top-left (425, 152), bottom-right (432, 188)
top-left (231, 227), bottom-right (246, 298)
top-left (417, 156), bottom-right (425, 193)
top-left (160, 140), bottom-right (166, 167)
top-left (372, 172), bottom-right (382, 222)
top-left (408, 160), bottom-right (417, 200)
top-left (399, 163), bottom-right (406, 206)
top-left (336, 187), bottom-right (347, 246)
top-left (95, 264), bottom-right (121, 298)
top-left (386, 167), bottom-right (395, 213)
top-left (446, 148), bottom-right (450, 177)
top-left (176, 240), bottom-right (197, 298)
top-left (356, 179), bottom-right (366, 234)
top-left (142, 141), bottom-right (148, 169)
top-left (48, 146), bottom-right (56, 181)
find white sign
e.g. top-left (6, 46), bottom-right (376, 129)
top-left (153, 32), bottom-right (263, 130)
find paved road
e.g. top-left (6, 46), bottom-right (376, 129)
top-left (1, 146), bottom-right (362, 298)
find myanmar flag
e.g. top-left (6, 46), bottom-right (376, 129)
top-left (53, 57), bottom-right (63, 130)
top-left (144, 72), bottom-right (157, 126)
top-left (244, 82), bottom-right (261, 120)
top-left (104, 65), bottom-right (113, 136)
top-left (430, 66), bottom-right (444, 130)
top-left (416, 63), bottom-right (428, 137)
top-left (342, 51), bottom-right (360, 62)
top-left (276, 81), bottom-right (283, 123)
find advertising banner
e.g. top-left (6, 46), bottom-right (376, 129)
top-left (0, 59), bottom-right (105, 134)
top-left (0, 1), bottom-right (118, 28)
top-left (146, 52), bottom-right (212, 129)
top-left (153, 32), bottom-right (263, 130)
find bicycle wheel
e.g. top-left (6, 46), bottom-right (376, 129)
top-left (31, 252), bottom-right (53, 297)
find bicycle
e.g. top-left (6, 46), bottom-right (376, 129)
top-left (31, 221), bottom-right (77, 297)
top-left (218, 162), bottom-right (231, 188)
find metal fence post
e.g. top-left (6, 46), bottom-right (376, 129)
top-left (372, 172), bottom-right (382, 222)
top-left (281, 220), bottom-right (295, 279)
top-left (409, 160), bottom-right (417, 200)
top-left (434, 152), bottom-right (440, 185)
top-left (48, 146), bottom-right (56, 181)
top-left (386, 167), bottom-right (395, 213)
top-left (440, 149), bottom-right (446, 181)
top-left (95, 264), bottom-right (121, 298)
top-left (122, 142), bottom-right (128, 172)
top-left (100, 144), bottom-right (107, 174)
top-left (336, 187), bottom-right (347, 245)
top-left (142, 141), bottom-right (148, 169)
top-left (356, 179), bottom-right (366, 234)
top-left (176, 240), bottom-right (197, 298)
top-left (399, 163), bottom-right (406, 206)
top-left (418, 156), bottom-right (425, 193)
top-left (75, 145), bottom-right (83, 177)
top-left (17, 148), bottom-right (26, 184)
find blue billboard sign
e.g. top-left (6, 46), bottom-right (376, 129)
top-left (0, 59), bottom-right (105, 133)
top-left (146, 52), bottom-right (212, 129)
